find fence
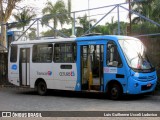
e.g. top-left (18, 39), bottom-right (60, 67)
top-left (0, 1), bottom-right (160, 86)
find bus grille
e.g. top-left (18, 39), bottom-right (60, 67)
top-left (138, 75), bottom-right (155, 82)
top-left (141, 84), bottom-right (152, 91)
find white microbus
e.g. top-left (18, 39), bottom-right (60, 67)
top-left (8, 35), bottom-right (157, 99)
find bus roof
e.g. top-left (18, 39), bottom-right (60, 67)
top-left (11, 35), bottom-right (138, 45)
top-left (76, 35), bottom-right (138, 41)
top-left (11, 37), bottom-right (75, 45)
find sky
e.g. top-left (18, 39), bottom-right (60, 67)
top-left (10, 0), bottom-right (129, 33)
top-left (18, 0), bottom-right (128, 18)
top-left (18, 0), bottom-right (127, 12)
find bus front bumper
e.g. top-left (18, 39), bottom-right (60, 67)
top-left (127, 77), bottom-right (157, 94)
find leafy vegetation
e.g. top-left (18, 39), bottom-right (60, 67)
top-left (41, 0), bottom-right (160, 37)
top-left (13, 7), bottom-right (36, 31)
top-left (41, 0), bottom-right (69, 37)
top-left (2, 0), bottom-right (160, 44)
top-left (0, 0), bottom-right (22, 48)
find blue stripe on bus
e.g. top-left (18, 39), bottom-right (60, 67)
top-left (75, 45), bottom-right (81, 91)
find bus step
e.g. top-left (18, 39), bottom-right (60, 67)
top-left (90, 85), bottom-right (100, 91)
top-left (84, 90), bottom-right (102, 93)
top-left (20, 85), bottom-right (30, 88)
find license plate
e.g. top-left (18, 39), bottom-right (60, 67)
top-left (147, 83), bottom-right (152, 87)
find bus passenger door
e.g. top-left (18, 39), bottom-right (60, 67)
top-left (81, 45), bottom-right (104, 91)
top-left (19, 48), bottom-right (30, 86)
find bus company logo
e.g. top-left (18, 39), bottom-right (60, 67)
top-left (37, 71), bottom-right (52, 76)
top-left (47, 71), bottom-right (52, 76)
top-left (59, 71), bottom-right (75, 76)
top-left (11, 64), bottom-right (17, 70)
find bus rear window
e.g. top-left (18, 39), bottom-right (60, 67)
top-left (10, 46), bottom-right (18, 62)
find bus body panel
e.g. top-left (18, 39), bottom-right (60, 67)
top-left (30, 63), bottom-right (77, 90)
top-left (52, 63), bottom-right (77, 90)
top-left (8, 46), bottom-right (20, 86)
top-left (127, 71), bottom-right (157, 94)
top-left (115, 38), bottom-right (157, 94)
top-left (8, 35), bottom-right (157, 97)
top-left (103, 38), bottom-right (129, 93)
top-left (8, 62), bottom-right (20, 86)
top-left (30, 55), bottom-right (77, 90)
top-left (30, 63), bottom-right (54, 88)
top-left (103, 67), bottom-right (129, 93)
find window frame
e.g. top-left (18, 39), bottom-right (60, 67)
top-left (32, 43), bottom-right (53, 63)
top-left (106, 41), bottom-right (123, 68)
top-left (53, 42), bottom-right (77, 63)
top-left (10, 45), bottom-right (18, 63)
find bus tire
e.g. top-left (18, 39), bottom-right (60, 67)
top-left (108, 83), bottom-right (122, 100)
top-left (37, 81), bottom-right (47, 96)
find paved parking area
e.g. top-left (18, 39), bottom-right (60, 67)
top-left (0, 87), bottom-right (160, 119)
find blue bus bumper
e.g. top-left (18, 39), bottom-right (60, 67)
top-left (127, 77), bottom-right (157, 94)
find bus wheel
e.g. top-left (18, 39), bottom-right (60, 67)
top-left (108, 84), bottom-right (122, 100)
top-left (37, 81), bottom-right (47, 96)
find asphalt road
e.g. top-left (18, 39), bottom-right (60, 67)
top-left (0, 87), bottom-right (160, 120)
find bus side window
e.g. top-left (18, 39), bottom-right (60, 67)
top-left (10, 45), bottom-right (18, 62)
top-left (54, 44), bottom-right (60, 62)
top-left (54, 43), bottom-right (76, 63)
top-left (32, 44), bottom-right (53, 63)
top-left (107, 42), bottom-right (122, 67)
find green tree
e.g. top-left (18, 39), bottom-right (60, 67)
top-left (105, 16), bottom-right (117, 34)
top-left (68, 0), bottom-right (71, 18)
top-left (41, 28), bottom-right (72, 37)
top-left (128, 0), bottom-right (160, 35)
top-left (42, 0), bottom-right (69, 37)
top-left (28, 28), bottom-right (36, 40)
top-left (131, 22), bottom-right (160, 35)
top-left (131, 0), bottom-right (155, 24)
top-left (77, 14), bottom-right (96, 34)
top-left (94, 25), bottom-right (109, 35)
top-left (60, 28), bottom-right (71, 37)
top-left (41, 30), bottom-right (54, 37)
top-left (13, 8), bottom-right (36, 31)
top-left (0, 0), bottom-right (22, 48)
top-left (152, 0), bottom-right (160, 22)
top-left (75, 27), bottom-right (84, 37)
top-left (105, 17), bottom-right (127, 35)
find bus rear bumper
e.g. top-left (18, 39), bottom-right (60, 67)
top-left (127, 78), bottom-right (157, 95)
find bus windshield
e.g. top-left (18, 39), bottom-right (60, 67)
top-left (118, 39), bottom-right (154, 72)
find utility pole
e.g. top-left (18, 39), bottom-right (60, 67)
top-left (129, 0), bottom-right (132, 35)
top-left (88, 0), bottom-right (90, 33)
top-left (37, 20), bottom-right (39, 38)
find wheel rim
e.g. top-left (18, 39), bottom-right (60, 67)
top-left (40, 84), bottom-right (46, 92)
top-left (111, 87), bottom-right (118, 97)
top-left (38, 82), bottom-right (46, 94)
